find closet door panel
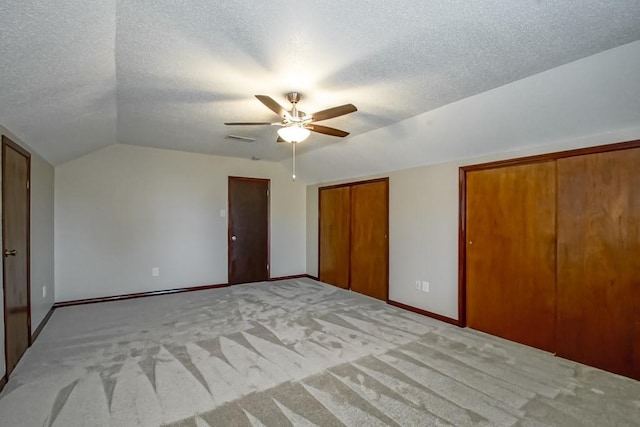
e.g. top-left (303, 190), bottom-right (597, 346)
top-left (350, 180), bottom-right (389, 300)
top-left (466, 162), bottom-right (557, 352)
top-left (557, 148), bottom-right (640, 380)
top-left (319, 186), bottom-right (351, 289)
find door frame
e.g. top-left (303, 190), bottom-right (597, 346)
top-left (458, 139), bottom-right (640, 328)
top-left (317, 177), bottom-right (389, 299)
top-left (227, 176), bottom-right (270, 284)
top-left (2, 135), bottom-right (32, 379)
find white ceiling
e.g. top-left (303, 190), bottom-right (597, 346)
top-left (1, 1), bottom-right (640, 165)
top-left (295, 40), bottom-right (640, 183)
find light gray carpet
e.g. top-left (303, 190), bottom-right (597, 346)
top-left (1, 278), bottom-right (638, 426)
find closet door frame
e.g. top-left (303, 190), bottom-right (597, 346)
top-left (458, 139), bottom-right (640, 328)
top-left (318, 177), bottom-right (389, 300)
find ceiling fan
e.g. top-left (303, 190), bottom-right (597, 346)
top-left (225, 92), bottom-right (357, 144)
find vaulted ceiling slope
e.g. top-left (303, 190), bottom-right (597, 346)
top-left (1, 1), bottom-right (640, 165)
top-left (295, 40), bottom-right (640, 184)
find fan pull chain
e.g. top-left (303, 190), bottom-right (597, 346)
top-left (292, 141), bottom-right (296, 181)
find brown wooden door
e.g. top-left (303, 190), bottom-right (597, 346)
top-left (319, 186), bottom-right (351, 289)
top-left (350, 179), bottom-right (389, 300)
top-left (228, 177), bottom-right (269, 285)
top-left (2, 136), bottom-right (31, 376)
top-left (557, 148), bottom-right (640, 380)
top-left (466, 162), bottom-right (557, 352)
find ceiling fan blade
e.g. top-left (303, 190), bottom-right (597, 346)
top-left (226, 135), bottom-right (257, 142)
top-left (308, 124), bottom-right (350, 137)
top-left (310, 104), bottom-right (357, 122)
top-left (224, 122), bottom-right (274, 125)
top-left (255, 95), bottom-right (289, 118)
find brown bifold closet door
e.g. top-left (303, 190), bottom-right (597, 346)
top-left (350, 179), bottom-right (389, 300)
top-left (2, 136), bottom-right (31, 376)
top-left (466, 161), bottom-right (557, 352)
top-left (556, 148), bottom-right (640, 380)
top-left (228, 177), bottom-right (269, 285)
top-left (319, 186), bottom-right (351, 289)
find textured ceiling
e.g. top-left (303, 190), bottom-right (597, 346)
top-left (1, 1), bottom-right (640, 164)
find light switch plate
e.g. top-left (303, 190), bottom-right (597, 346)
top-left (422, 281), bottom-right (430, 292)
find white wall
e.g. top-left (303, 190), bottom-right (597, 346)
top-left (30, 153), bottom-right (56, 330)
top-left (0, 125), bottom-right (55, 379)
top-left (54, 144), bottom-right (306, 302)
top-left (305, 188), bottom-right (319, 278)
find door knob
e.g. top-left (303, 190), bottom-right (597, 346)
top-left (231, 235), bottom-right (237, 241)
top-left (4, 249), bottom-right (16, 257)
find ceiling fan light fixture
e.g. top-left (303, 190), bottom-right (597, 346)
top-left (277, 125), bottom-right (310, 143)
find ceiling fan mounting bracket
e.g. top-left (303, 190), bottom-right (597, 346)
top-left (285, 92), bottom-right (302, 104)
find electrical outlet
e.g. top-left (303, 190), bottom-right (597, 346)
top-left (422, 281), bottom-right (430, 292)
top-left (152, 267), bottom-right (159, 277)
top-left (415, 280), bottom-right (421, 289)
top-left (42, 286), bottom-right (47, 298)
